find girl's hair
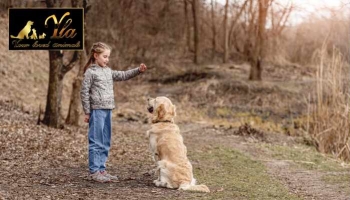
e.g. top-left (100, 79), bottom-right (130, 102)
top-left (83, 42), bottom-right (111, 73)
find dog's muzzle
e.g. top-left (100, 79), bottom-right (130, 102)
top-left (148, 107), bottom-right (154, 113)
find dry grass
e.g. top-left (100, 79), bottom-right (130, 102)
top-left (308, 42), bottom-right (350, 161)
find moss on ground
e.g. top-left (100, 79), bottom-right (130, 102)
top-left (322, 173), bottom-right (350, 195)
top-left (260, 143), bottom-right (349, 171)
top-left (186, 146), bottom-right (301, 200)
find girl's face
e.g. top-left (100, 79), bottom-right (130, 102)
top-left (94, 49), bottom-right (110, 67)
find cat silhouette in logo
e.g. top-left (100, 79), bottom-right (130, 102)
top-left (39, 33), bottom-right (46, 39)
top-left (10, 21), bottom-right (34, 39)
top-left (30, 29), bottom-right (37, 39)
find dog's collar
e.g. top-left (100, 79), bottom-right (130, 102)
top-left (152, 120), bottom-right (173, 124)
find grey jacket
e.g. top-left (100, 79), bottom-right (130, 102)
top-left (81, 64), bottom-right (141, 114)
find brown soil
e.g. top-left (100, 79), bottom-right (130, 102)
top-left (1, 100), bottom-right (350, 200)
top-left (1, 12), bottom-right (349, 200)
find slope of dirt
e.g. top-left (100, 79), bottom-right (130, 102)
top-left (0, 14), bottom-right (78, 117)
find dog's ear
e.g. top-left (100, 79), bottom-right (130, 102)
top-left (157, 104), bottom-right (166, 120)
top-left (168, 105), bottom-right (176, 117)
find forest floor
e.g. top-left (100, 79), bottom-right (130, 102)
top-left (1, 12), bottom-right (350, 200)
top-left (1, 62), bottom-right (350, 200)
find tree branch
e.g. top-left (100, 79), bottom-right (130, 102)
top-left (229, 0), bottom-right (249, 36)
top-left (62, 51), bottom-right (80, 75)
top-left (276, 3), bottom-right (293, 35)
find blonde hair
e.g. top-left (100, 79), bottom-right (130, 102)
top-left (83, 42), bottom-right (111, 73)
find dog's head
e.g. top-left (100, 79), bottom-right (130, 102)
top-left (27, 21), bottom-right (34, 26)
top-left (147, 96), bottom-right (176, 123)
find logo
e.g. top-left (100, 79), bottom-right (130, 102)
top-left (9, 8), bottom-right (84, 50)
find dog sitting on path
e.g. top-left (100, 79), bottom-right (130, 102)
top-left (146, 96), bottom-right (210, 193)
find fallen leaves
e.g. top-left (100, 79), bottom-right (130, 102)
top-left (0, 100), bottom-right (164, 199)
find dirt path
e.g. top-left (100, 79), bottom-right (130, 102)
top-left (1, 99), bottom-right (350, 199)
top-left (183, 123), bottom-right (350, 200)
top-left (265, 160), bottom-right (350, 200)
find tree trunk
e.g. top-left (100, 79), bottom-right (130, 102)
top-left (42, 0), bottom-right (80, 128)
top-left (228, 0), bottom-right (249, 51)
top-left (243, 0), bottom-right (255, 61)
top-left (249, 56), bottom-right (262, 80)
top-left (66, 0), bottom-right (89, 126)
top-left (211, 0), bottom-right (216, 61)
top-left (249, 0), bottom-right (269, 81)
top-left (44, 0), bottom-right (62, 129)
top-left (184, 0), bottom-right (191, 52)
top-left (223, 0), bottom-right (229, 63)
top-left (65, 51), bottom-right (87, 125)
top-left (191, 0), bottom-right (200, 64)
top-left (211, 0), bottom-right (216, 60)
top-left (43, 51), bottom-right (64, 128)
top-left (43, 50), bottom-right (79, 127)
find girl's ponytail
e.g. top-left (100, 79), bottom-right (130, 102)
top-left (83, 53), bottom-right (94, 73)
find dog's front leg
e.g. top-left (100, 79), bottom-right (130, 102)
top-left (156, 164), bottom-right (161, 181)
top-left (147, 164), bottom-right (158, 175)
top-left (154, 180), bottom-right (167, 188)
top-left (146, 130), bottom-right (151, 138)
top-left (152, 152), bottom-right (159, 162)
top-left (147, 159), bottom-right (160, 177)
top-left (153, 164), bottom-right (162, 182)
top-left (147, 131), bottom-right (159, 176)
top-left (148, 133), bottom-right (159, 162)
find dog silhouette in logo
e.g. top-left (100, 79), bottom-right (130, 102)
top-left (10, 21), bottom-right (34, 39)
top-left (39, 33), bottom-right (46, 39)
top-left (30, 29), bottom-right (38, 39)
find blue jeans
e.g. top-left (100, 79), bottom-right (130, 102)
top-left (88, 109), bottom-right (112, 173)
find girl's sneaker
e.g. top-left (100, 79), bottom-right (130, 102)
top-left (100, 171), bottom-right (119, 182)
top-left (89, 171), bottom-right (111, 183)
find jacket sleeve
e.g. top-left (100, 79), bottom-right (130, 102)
top-left (112, 67), bottom-right (140, 81)
top-left (80, 69), bottom-right (93, 114)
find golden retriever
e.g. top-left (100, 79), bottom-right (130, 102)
top-left (146, 96), bottom-right (210, 193)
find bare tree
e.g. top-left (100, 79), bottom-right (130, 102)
top-left (223, 0), bottom-right (229, 63)
top-left (191, 0), bottom-right (200, 64)
top-left (248, 0), bottom-right (271, 80)
top-left (243, 0), bottom-right (256, 63)
top-left (185, 0), bottom-right (192, 52)
top-left (43, 0), bottom-right (80, 128)
top-left (211, 0), bottom-right (217, 60)
top-left (65, 51), bottom-right (87, 125)
top-left (270, 2), bottom-right (293, 37)
top-left (228, 0), bottom-right (249, 52)
top-left (65, 0), bottom-right (90, 126)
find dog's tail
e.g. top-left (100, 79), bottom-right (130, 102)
top-left (179, 183), bottom-right (210, 193)
top-left (10, 35), bottom-right (19, 39)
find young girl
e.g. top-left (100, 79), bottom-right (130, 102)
top-left (81, 42), bottom-right (147, 183)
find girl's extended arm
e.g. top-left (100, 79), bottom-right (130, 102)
top-left (80, 70), bottom-right (93, 115)
top-left (111, 67), bottom-right (141, 81)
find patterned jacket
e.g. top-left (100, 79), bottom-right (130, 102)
top-left (81, 64), bottom-right (140, 114)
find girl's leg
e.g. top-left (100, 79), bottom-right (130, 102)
top-left (99, 109), bottom-right (112, 172)
top-left (88, 109), bottom-right (107, 173)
